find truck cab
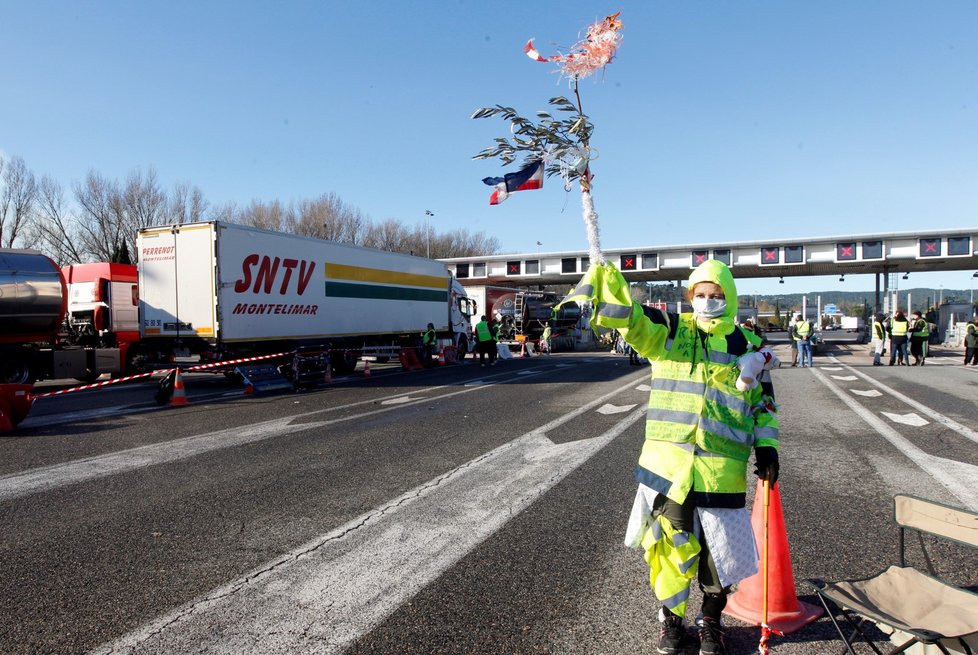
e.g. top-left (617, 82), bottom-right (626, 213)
top-left (449, 277), bottom-right (477, 355)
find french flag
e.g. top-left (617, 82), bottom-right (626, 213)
top-left (482, 160), bottom-right (544, 205)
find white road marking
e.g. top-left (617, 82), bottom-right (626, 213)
top-left (0, 381), bottom-right (518, 503)
top-left (91, 383), bottom-right (647, 655)
top-left (830, 375), bottom-right (858, 381)
top-left (635, 384), bottom-right (652, 392)
top-left (830, 357), bottom-right (978, 446)
top-left (596, 403), bottom-right (638, 415)
top-left (811, 369), bottom-right (978, 512)
top-left (821, 367), bottom-right (844, 371)
top-left (850, 389), bottom-right (883, 397)
top-left (380, 396), bottom-right (419, 405)
top-left (881, 412), bottom-right (929, 427)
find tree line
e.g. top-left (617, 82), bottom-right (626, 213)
top-left (0, 154), bottom-right (501, 265)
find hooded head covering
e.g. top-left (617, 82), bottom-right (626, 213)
top-left (687, 260), bottom-right (738, 326)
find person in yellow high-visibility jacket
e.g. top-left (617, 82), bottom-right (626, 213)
top-left (561, 260), bottom-right (780, 655)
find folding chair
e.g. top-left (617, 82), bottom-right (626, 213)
top-left (810, 494), bottom-right (978, 655)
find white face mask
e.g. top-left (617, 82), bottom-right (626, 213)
top-left (692, 297), bottom-right (727, 319)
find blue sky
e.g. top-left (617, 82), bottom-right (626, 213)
top-left (2, 1), bottom-right (977, 296)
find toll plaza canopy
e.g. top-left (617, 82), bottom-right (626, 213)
top-left (441, 228), bottom-right (978, 288)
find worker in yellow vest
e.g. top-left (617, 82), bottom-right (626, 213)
top-left (887, 311), bottom-right (910, 366)
top-left (871, 314), bottom-right (887, 366)
top-left (474, 315), bottom-right (495, 367)
top-left (421, 323), bottom-right (437, 368)
top-left (560, 260), bottom-right (780, 655)
top-left (909, 310), bottom-right (929, 366)
top-left (792, 314), bottom-right (814, 367)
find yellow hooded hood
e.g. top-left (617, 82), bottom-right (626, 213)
top-left (687, 260), bottom-right (738, 330)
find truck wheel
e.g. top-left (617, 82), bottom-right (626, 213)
top-left (119, 346), bottom-right (148, 378)
top-left (0, 356), bottom-right (34, 385)
top-left (331, 351), bottom-right (358, 375)
top-left (457, 335), bottom-right (469, 358)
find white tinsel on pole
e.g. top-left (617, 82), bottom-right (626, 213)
top-left (581, 189), bottom-right (604, 265)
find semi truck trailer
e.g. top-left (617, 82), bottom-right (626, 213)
top-left (136, 221), bottom-right (475, 373)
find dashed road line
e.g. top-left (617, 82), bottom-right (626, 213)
top-left (811, 368), bottom-right (978, 512)
top-left (829, 356), bottom-right (978, 446)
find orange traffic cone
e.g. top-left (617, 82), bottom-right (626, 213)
top-left (362, 359), bottom-right (371, 377)
top-left (519, 341), bottom-right (527, 358)
top-left (243, 383), bottom-right (255, 395)
top-left (723, 480), bottom-right (822, 633)
top-left (169, 369), bottom-right (189, 406)
top-left (323, 365), bottom-right (332, 384)
top-left (438, 348), bottom-right (446, 365)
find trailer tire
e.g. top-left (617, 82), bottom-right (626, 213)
top-left (0, 354), bottom-right (34, 385)
top-left (119, 346), bottom-right (148, 378)
top-left (331, 351), bottom-right (358, 375)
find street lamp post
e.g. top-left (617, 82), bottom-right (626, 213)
top-left (425, 210), bottom-right (434, 258)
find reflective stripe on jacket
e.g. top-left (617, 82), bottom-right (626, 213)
top-left (891, 318), bottom-right (909, 337)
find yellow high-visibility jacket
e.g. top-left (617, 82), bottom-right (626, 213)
top-left (563, 260), bottom-right (779, 509)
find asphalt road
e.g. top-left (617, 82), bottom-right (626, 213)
top-left (2, 336), bottom-right (977, 654)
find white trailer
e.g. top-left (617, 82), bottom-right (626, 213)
top-left (136, 222), bottom-right (474, 372)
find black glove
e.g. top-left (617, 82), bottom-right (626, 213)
top-left (753, 446), bottom-right (779, 484)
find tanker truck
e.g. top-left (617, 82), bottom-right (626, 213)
top-left (0, 251), bottom-right (140, 384)
top-left (464, 285), bottom-right (581, 352)
top-left (135, 221), bottom-right (475, 373)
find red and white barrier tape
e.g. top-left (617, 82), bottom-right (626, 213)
top-left (32, 352), bottom-right (294, 398)
top-left (32, 370), bottom-right (165, 398)
top-left (182, 351), bottom-right (291, 372)
top-left (31, 346), bottom-right (413, 399)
